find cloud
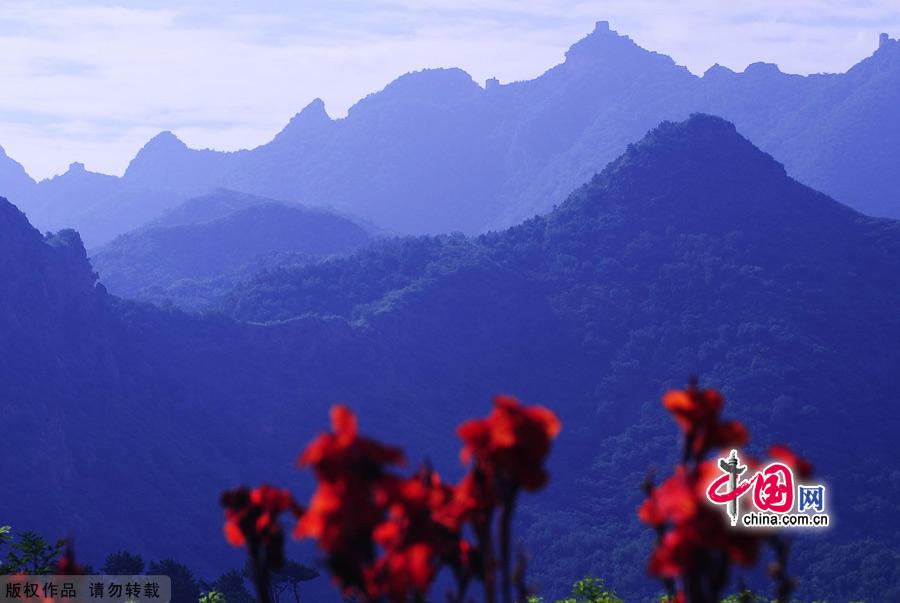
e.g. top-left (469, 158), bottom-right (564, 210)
top-left (0, 0), bottom-right (897, 179)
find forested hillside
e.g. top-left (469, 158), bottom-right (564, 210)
top-left (91, 189), bottom-right (370, 307)
top-left (2, 115), bottom-right (898, 601)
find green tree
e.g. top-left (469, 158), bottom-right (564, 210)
top-left (199, 591), bottom-right (227, 603)
top-left (102, 550), bottom-right (145, 575)
top-left (205, 569), bottom-right (254, 603)
top-left (0, 526), bottom-right (11, 573)
top-left (720, 591), bottom-right (768, 602)
top-left (4, 531), bottom-right (64, 574)
top-left (556, 577), bottom-right (623, 603)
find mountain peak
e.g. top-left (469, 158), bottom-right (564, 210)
top-left (743, 61), bottom-right (783, 76)
top-left (0, 196), bottom-right (91, 279)
top-left (273, 98), bottom-right (332, 143)
top-left (562, 114), bottom-right (790, 219)
top-left (563, 20), bottom-right (682, 73)
top-left (661, 112), bottom-right (741, 137)
top-left (290, 98), bottom-right (330, 124)
top-left (304, 97), bottom-right (326, 113)
top-left (565, 20), bottom-right (636, 60)
top-left (42, 160), bottom-right (116, 186)
top-left (702, 63), bottom-right (736, 79)
top-left (144, 130), bottom-right (187, 151)
top-left (872, 32), bottom-right (899, 59)
top-left (625, 113), bottom-right (784, 174)
top-left (0, 145), bottom-right (37, 197)
top-left (848, 31), bottom-right (900, 76)
top-left (349, 68), bottom-right (480, 115)
top-left (123, 130), bottom-right (193, 181)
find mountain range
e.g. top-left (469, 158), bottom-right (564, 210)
top-left (89, 189), bottom-right (371, 308)
top-left (2, 115), bottom-right (898, 601)
top-left (1, 23), bottom-right (899, 247)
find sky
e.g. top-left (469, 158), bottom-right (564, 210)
top-left (1, 0), bottom-right (898, 180)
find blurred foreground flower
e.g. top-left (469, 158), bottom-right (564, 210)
top-left (221, 395), bottom-right (559, 603)
top-left (221, 485), bottom-right (303, 603)
top-left (640, 379), bottom-right (811, 603)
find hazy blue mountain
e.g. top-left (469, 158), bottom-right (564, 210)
top-left (0, 144), bottom-right (36, 203)
top-left (123, 131), bottom-right (237, 191)
top-left (1, 159), bottom-right (190, 247)
top-left (29, 162), bottom-right (120, 224)
top-left (2, 23), bottom-right (899, 245)
top-left (148, 188), bottom-right (281, 227)
top-left (0, 198), bottom-right (106, 367)
top-left (0, 136), bottom-right (229, 246)
top-left (2, 116), bottom-right (899, 601)
top-left (694, 33), bottom-right (900, 219)
top-left (91, 190), bottom-right (371, 305)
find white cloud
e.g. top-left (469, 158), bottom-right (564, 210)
top-left (0, 0), bottom-right (897, 179)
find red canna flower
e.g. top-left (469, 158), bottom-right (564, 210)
top-left (768, 444), bottom-right (813, 479)
top-left (640, 461), bottom-right (762, 580)
top-left (708, 420), bottom-right (749, 450)
top-left (644, 382), bottom-right (798, 603)
top-left (299, 405), bottom-right (405, 482)
top-left (223, 398), bottom-right (561, 603)
top-left (55, 543), bottom-right (87, 575)
top-left (663, 386), bottom-right (748, 457)
top-left (367, 543), bottom-right (435, 602)
top-left (663, 388), bottom-right (722, 433)
top-left (222, 484), bottom-right (302, 571)
top-left (295, 405), bottom-right (406, 596)
top-left (457, 395), bottom-right (561, 491)
top-left (366, 468), bottom-right (477, 602)
top-left (646, 506), bottom-right (761, 580)
top-left (648, 522), bottom-right (701, 578)
top-left (434, 469), bottom-right (497, 533)
top-left (638, 467), bottom-right (699, 527)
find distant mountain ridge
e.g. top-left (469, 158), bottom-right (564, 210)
top-left (148, 188), bottom-right (277, 227)
top-left (90, 189), bottom-right (371, 306)
top-left (2, 23), bottom-right (899, 245)
top-left (0, 145), bottom-right (35, 202)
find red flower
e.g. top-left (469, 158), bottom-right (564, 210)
top-left (434, 469), bottom-right (496, 533)
top-left (663, 388), bottom-right (722, 432)
top-left (768, 444), bottom-right (813, 479)
top-left (225, 399), bottom-right (559, 603)
top-left (708, 420), bottom-right (749, 450)
top-left (295, 405), bottom-right (406, 596)
top-left (222, 484), bottom-right (302, 570)
top-left (457, 395), bottom-right (561, 491)
top-left (55, 543), bottom-right (87, 575)
top-left (367, 543), bottom-right (434, 602)
top-left (299, 405), bottom-right (405, 482)
top-left (366, 468), bottom-right (476, 602)
top-left (647, 506), bottom-right (761, 580)
top-left (663, 387), bottom-right (748, 457)
top-left (638, 467), bottom-right (699, 527)
top-left (643, 383), bottom-right (790, 601)
top-left (648, 523), bottom-right (702, 578)
top-left (640, 459), bottom-right (763, 575)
